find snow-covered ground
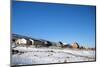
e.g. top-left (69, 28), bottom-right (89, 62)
top-left (11, 46), bottom-right (95, 66)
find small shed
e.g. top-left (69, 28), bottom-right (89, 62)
top-left (72, 42), bottom-right (79, 48)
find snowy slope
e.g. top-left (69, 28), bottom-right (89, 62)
top-left (12, 47), bottom-right (95, 65)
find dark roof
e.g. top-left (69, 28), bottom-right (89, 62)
top-left (12, 33), bottom-right (53, 43)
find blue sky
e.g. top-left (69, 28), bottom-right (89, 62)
top-left (12, 1), bottom-right (96, 48)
